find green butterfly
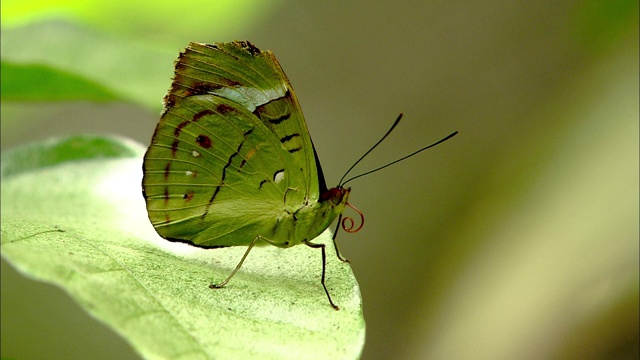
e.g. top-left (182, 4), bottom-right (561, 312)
top-left (142, 41), bottom-right (456, 310)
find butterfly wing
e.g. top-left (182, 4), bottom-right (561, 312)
top-left (142, 41), bottom-right (322, 247)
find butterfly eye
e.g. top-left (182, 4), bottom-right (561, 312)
top-left (329, 195), bottom-right (343, 206)
top-left (321, 187), bottom-right (346, 205)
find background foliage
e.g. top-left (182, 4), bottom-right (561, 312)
top-left (2, 0), bottom-right (638, 359)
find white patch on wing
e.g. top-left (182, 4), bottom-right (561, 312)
top-left (191, 150), bottom-right (200, 158)
top-left (274, 170), bottom-right (285, 184)
top-left (210, 86), bottom-right (285, 112)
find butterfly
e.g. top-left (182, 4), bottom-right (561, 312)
top-left (142, 41), bottom-right (457, 310)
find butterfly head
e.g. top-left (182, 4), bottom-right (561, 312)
top-left (321, 186), bottom-right (351, 208)
top-left (320, 187), bottom-right (365, 234)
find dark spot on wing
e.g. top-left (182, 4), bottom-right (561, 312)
top-left (175, 121), bottom-right (190, 136)
top-left (280, 133), bottom-right (300, 143)
top-left (196, 135), bottom-right (212, 148)
top-left (268, 113), bottom-right (290, 125)
top-left (259, 179), bottom-right (267, 189)
top-left (164, 162), bottom-right (171, 180)
top-left (183, 192), bottom-right (194, 202)
top-left (288, 147), bottom-right (302, 153)
top-left (223, 79), bottom-right (242, 87)
top-left (193, 110), bottom-right (214, 122)
top-left (171, 139), bottom-right (180, 157)
top-left (186, 82), bottom-right (220, 96)
top-left (216, 103), bottom-right (236, 114)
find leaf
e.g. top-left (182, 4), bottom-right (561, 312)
top-left (1, 61), bottom-right (120, 102)
top-left (1, 1), bottom-right (282, 109)
top-left (1, 21), bottom-right (175, 110)
top-left (1, 135), bottom-right (366, 360)
top-left (0, 134), bottom-right (140, 178)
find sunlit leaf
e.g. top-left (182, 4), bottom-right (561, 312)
top-left (1, 135), bottom-right (366, 360)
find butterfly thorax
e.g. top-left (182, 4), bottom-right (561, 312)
top-left (280, 187), bottom-right (350, 248)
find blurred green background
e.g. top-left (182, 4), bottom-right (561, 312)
top-left (1, 0), bottom-right (638, 359)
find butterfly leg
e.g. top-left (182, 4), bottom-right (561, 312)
top-left (331, 214), bottom-right (350, 263)
top-left (303, 240), bottom-right (340, 311)
top-left (209, 235), bottom-right (267, 289)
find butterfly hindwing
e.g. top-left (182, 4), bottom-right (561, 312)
top-left (142, 41), bottom-right (322, 247)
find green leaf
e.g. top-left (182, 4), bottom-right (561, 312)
top-left (1, 135), bottom-right (140, 178)
top-left (1, 61), bottom-right (120, 102)
top-left (1, 1), bottom-right (282, 109)
top-left (1, 136), bottom-right (366, 360)
top-left (1, 21), bottom-right (175, 110)
top-left (0, 135), bottom-right (140, 178)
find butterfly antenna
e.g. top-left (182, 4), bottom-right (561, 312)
top-left (338, 114), bottom-right (403, 186)
top-left (341, 130), bottom-right (459, 186)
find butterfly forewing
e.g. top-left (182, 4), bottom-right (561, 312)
top-left (173, 42), bottom-right (316, 202)
top-left (142, 41), bottom-right (321, 247)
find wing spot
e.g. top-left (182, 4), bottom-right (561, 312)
top-left (216, 103), bottom-right (236, 114)
top-left (164, 162), bottom-right (171, 180)
top-left (192, 150), bottom-right (201, 157)
top-left (185, 170), bottom-right (197, 177)
top-left (171, 139), bottom-right (180, 157)
top-left (273, 169), bottom-right (285, 184)
top-left (185, 82), bottom-right (213, 96)
top-left (268, 113), bottom-right (291, 125)
top-left (183, 192), bottom-right (194, 202)
top-left (174, 121), bottom-right (190, 136)
top-left (259, 179), bottom-right (267, 189)
top-left (196, 135), bottom-right (212, 148)
top-left (288, 147), bottom-right (302, 153)
top-left (280, 133), bottom-right (300, 143)
top-left (193, 109), bottom-right (214, 122)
